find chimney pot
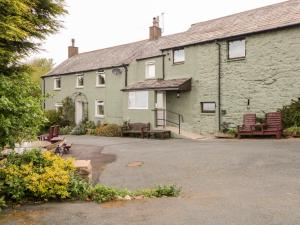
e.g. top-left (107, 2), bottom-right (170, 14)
top-left (149, 16), bottom-right (161, 40)
top-left (68, 38), bottom-right (78, 58)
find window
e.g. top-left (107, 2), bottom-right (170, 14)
top-left (76, 74), bottom-right (84, 88)
top-left (96, 71), bottom-right (105, 87)
top-left (55, 103), bottom-right (63, 112)
top-left (145, 62), bottom-right (155, 79)
top-left (95, 100), bottom-right (104, 117)
top-left (173, 49), bottom-right (185, 63)
top-left (228, 39), bottom-right (246, 59)
top-left (128, 91), bottom-right (148, 109)
top-left (53, 77), bottom-right (61, 90)
top-left (201, 102), bottom-right (216, 113)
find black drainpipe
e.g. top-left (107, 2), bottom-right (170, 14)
top-left (122, 64), bottom-right (128, 87)
top-left (216, 42), bottom-right (222, 131)
top-left (42, 77), bottom-right (46, 109)
top-left (162, 54), bottom-right (165, 80)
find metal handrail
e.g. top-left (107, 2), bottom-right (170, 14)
top-left (152, 108), bottom-right (183, 134)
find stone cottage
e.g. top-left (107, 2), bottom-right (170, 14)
top-left (42, 0), bottom-right (300, 134)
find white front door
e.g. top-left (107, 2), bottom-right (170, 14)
top-left (75, 101), bottom-right (83, 125)
top-left (156, 91), bottom-right (166, 127)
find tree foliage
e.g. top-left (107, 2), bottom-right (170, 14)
top-left (0, 0), bottom-right (67, 72)
top-left (27, 58), bottom-right (54, 83)
top-left (0, 72), bottom-right (46, 148)
top-left (0, 0), bottom-right (67, 148)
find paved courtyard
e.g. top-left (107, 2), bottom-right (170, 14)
top-left (1, 136), bottom-right (300, 225)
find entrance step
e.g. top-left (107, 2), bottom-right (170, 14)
top-left (165, 126), bottom-right (213, 140)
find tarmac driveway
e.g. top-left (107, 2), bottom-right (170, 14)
top-left (1, 136), bottom-right (300, 225)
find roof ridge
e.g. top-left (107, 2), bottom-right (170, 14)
top-left (72, 39), bottom-right (148, 58)
top-left (190, 0), bottom-right (291, 28)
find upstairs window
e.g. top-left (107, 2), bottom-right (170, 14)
top-left (76, 74), bottom-right (84, 88)
top-left (128, 91), bottom-right (148, 109)
top-left (145, 62), bottom-right (155, 79)
top-left (96, 71), bottom-right (105, 87)
top-left (95, 100), bottom-right (104, 117)
top-left (228, 39), bottom-right (246, 59)
top-left (173, 48), bottom-right (185, 63)
top-left (53, 77), bottom-right (61, 90)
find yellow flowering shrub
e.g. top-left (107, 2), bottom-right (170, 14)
top-left (0, 149), bottom-right (75, 202)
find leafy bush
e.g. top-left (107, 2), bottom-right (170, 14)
top-left (95, 124), bottom-right (121, 137)
top-left (279, 99), bottom-right (300, 128)
top-left (43, 110), bottom-right (63, 132)
top-left (0, 196), bottom-right (6, 212)
top-left (83, 121), bottom-right (96, 130)
top-left (70, 124), bottom-right (86, 135)
top-left (134, 185), bottom-right (181, 198)
top-left (0, 149), bottom-right (74, 202)
top-left (283, 126), bottom-right (300, 137)
top-left (59, 126), bottom-right (74, 135)
top-left (227, 128), bottom-right (237, 137)
top-left (61, 97), bottom-right (76, 127)
top-left (68, 174), bottom-right (92, 201)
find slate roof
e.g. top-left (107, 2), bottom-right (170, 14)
top-left (121, 78), bottom-right (192, 91)
top-left (46, 0), bottom-right (300, 77)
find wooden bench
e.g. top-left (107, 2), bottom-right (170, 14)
top-left (238, 112), bottom-right (282, 139)
top-left (121, 122), bottom-right (150, 138)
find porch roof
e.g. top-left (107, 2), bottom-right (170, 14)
top-left (121, 78), bottom-right (192, 92)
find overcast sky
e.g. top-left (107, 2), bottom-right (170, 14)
top-left (31, 0), bottom-right (286, 65)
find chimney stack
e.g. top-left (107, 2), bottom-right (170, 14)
top-left (149, 16), bottom-right (161, 40)
top-left (68, 38), bottom-right (78, 58)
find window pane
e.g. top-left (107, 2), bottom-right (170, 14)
top-left (97, 72), bottom-right (105, 85)
top-left (96, 101), bottom-right (104, 116)
top-left (128, 92), bottom-right (135, 108)
top-left (146, 63), bottom-right (155, 78)
top-left (77, 75), bottom-right (84, 86)
top-left (229, 39), bottom-right (245, 59)
top-left (128, 91), bottom-right (148, 109)
top-left (174, 49), bottom-right (185, 63)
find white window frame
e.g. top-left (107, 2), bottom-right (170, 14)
top-left (96, 71), bottom-right (105, 87)
top-left (145, 62), bottom-right (155, 79)
top-left (95, 100), bottom-right (104, 118)
top-left (55, 103), bottom-right (63, 112)
top-left (228, 39), bottom-right (246, 59)
top-left (173, 48), bottom-right (185, 63)
top-left (201, 102), bottom-right (216, 113)
top-left (53, 77), bottom-right (61, 90)
top-left (76, 74), bottom-right (84, 88)
top-left (128, 91), bottom-right (149, 109)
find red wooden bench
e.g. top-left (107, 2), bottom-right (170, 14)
top-left (121, 122), bottom-right (150, 138)
top-left (260, 112), bottom-right (282, 139)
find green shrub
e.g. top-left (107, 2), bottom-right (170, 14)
top-left (227, 128), bottom-right (237, 136)
top-left (68, 174), bottom-right (92, 200)
top-left (95, 123), bottom-right (121, 137)
top-left (70, 124), bottom-right (86, 135)
top-left (59, 126), bottom-right (74, 135)
top-left (43, 110), bottom-right (62, 132)
top-left (0, 149), bottom-right (74, 202)
top-left (283, 126), bottom-right (300, 137)
top-left (134, 185), bottom-right (181, 198)
top-left (0, 196), bottom-right (6, 212)
top-left (83, 121), bottom-right (96, 130)
top-left (279, 99), bottom-right (300, 128)
top-left (91, 184), bottom-right (122, 203)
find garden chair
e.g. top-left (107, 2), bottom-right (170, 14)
top-left (237, 114), bottom-right (256, 138)
top-left (39, 126), bottom-right (55, 141)
top-left (262, 112), bottom-right (282, 139)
